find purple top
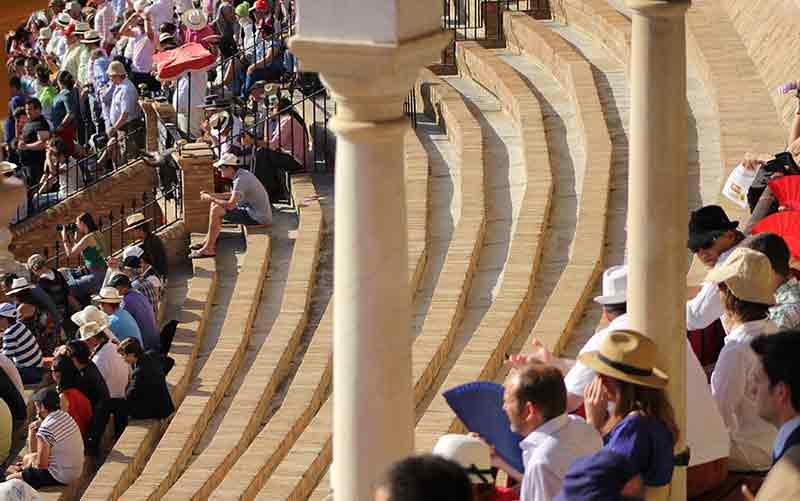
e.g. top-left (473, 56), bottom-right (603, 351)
top-left (603, 414), bottom-right (674, 487)
top-left (121, 289), bottom-right (159, 352)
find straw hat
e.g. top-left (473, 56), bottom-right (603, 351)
top-left (82, 30), bottom-right (102, 44)
top-left (107, 60), bottom-right (127, 76)
top-left (4, 277), bottom-right (33, 296)
top-left (38, 27), bottom-right (53, 41)
top-left (578, 329), bottom-right (668, 389)
top-left (593, 265), bottom-right (627, 305)
top-left (182, 8), bottom-right (207, 31)
top-left (78, 321), bottom-right (107, 341)
top-left (433, 435), bottom-right (493, 485)
top-left (0, 162), bottom-right (17, 176)
top-left (704, 247), bottom-right (776, 305)
top-left (208, 111), bottom-right (232, 133)
top-left (91, 287), bottom-right (123, 304)
top-left (124, 213), bottom-right (151, 232)
top-left (55, 13), bottom-right (73, 27)
top-left (26, 254), bottom-right (47, 272)
top-left (70, 305), bottom-right (109, 328)
top-left (74, 22), bottom-right (91, 35)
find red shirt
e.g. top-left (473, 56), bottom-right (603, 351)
top-left (62, 388), bottom-right (93, 438)
top-left (183, 26), bottom-right (217, 50)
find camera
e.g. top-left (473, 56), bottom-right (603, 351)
top-left (56, 223), bottom-right (77, 232)
top-left (761, 151), bottom-right (800, 176)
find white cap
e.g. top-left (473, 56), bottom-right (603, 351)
top-left (593, 265), bottom-right (627, 305)
top-left (213, 152), bottom-right (241, 168)
top-left (123, 245), bottom-right (145, 259)
top-left (432, 434), bottom-right (493, 484)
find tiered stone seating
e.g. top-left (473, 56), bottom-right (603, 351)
top-left (414, 40), bottom-right (555, 452)
top-left (406, 130), bottom-right (430, 292)
top-left (156, 176), bottom-right (323, 499)
top-left (246, 69), bottom-right (488, 500)
top-left (45, 236), bottom-right (218, 501)
top-left (115, 229), bottom-right (271, 500)
top-left (500, 12), bottom-right (612, 357)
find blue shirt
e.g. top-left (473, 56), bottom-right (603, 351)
top-left (5, 94), bottom-right (26, 142)
top-left (603, 415), bottom-right (674, 487)
top-left (92, 56), bottom-right (110, 89)
top-left (109, 79), bottom-right (141, 128)
top-left (109, 309), bottom-right (143, 346)
top-left (121, 289), bottom-right (159, 352)
top-left (52, 89), bottom-right (78, 129)
top-left (773, 416), bottom-right (800, 461)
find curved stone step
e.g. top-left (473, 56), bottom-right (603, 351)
top-left (116, 228), bottom-right (271, 500)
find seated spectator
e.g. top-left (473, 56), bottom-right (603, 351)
top-left (60, 211), bottom-right (108, 304)
top-left (118, 338), bottom-right (174, 420)
top-left (375, 454), bottom-right (472, 501)
top-left (189, 153), bottom-right (272, 259)
top-left (70, 304), bottom-right (113, 339)
top-left (498, 364), bottom-right (601, 500)
top-left (6, 388), bottom-right (83, 489)
top-left (124, 212), bottom-right (168, 280)
top-left (686, 205), bottom-right (744, 330)
top-left (267, 95), bottom-right (307, 171)
top-left (741, 233), bottom-right (800, 329)
top-left (119, 253), bottom-right (158, 314)
top-left (581, 330), bottom-right (678, 497)
top-left (705, 247), bottom-right (779, 471)
top-left (207, 110), bottom-right (242, 157)
top-left (3, 275), bottom-right (62, 355)
top-left (0, 353), bottom-right (23, 401)
top-left (749, 331), bottom-right (800, 499)
top-left (34, 137), bottom-right (84, 211)
top-left (27, 254), bottom-right (70, 327)
top-left (50, 355), bottom-right (93, 440)
top-left (512, 264), bottom-right (730, 497)
top-left (555, 449), bottom-right (639, 500)
top-left (433, 434), bottom-right (513, 501)
top-left (93, 287), bottom-right (142, 345)
top-left (0, 303), bottom-right (43, 384)
top-left (108, 273), bottom-right (158, 352)
top-left (64, 339), bottom-right (109, 456)
top-left (243, 22), bottom-right (285, 95)
top-left (0, 366), bottom-right (25, 428)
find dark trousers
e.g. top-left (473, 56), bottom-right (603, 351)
top-left (86, 398), bottom-right (128, 454)
top-left (131, 72), bottom-right (161, 95)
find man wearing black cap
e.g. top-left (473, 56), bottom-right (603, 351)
top-left (686, 204), bottom-right (745, 330)
top-left (6, 388), bottom-right (83, 488)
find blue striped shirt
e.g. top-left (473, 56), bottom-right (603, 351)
top-left (2, 322), bottom-right (43, 369)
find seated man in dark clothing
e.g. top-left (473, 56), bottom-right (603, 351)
top-left (64, 339), bottom-right (110, 455)
top-left (117, 338), bottom-right (174, 420)
top-left (123, 213), bottom-right (168, 280)
top-left (0, 366), bottom-right (26, 427)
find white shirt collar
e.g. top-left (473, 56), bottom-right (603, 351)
top-left (520, 414), bottom-right (570, 452)
top-left (724, 318), bottom-right (777, 343)
top-left (774, 415), bottom-right (800, 460)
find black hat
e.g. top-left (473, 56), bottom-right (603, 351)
top-left (109, 273), bottom-right (132, 288)
top-left (32, 388), bottom-right (60, 411)
top-left (122, 256), bottom-right (142, 269)
top-left (688, 205), bottom-right (738, 251)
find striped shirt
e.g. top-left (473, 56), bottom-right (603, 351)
top-left (2, 322), bottom-right (43, 369)
top-left (36, 410), bottom-right (84, 484)
top-left (130, 272), bottom-right (159, 315)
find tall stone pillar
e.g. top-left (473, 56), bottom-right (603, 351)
top-left (0, 170), bottom-right (26, 278)
top-left (290, 2), bottom-right (449, 498)
top-left (625, 1), bottom-right (690, 500)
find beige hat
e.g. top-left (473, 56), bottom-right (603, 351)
top-left (704, 247), bottom-right (776, 305)
top-left (5, 277), bottom-right (33, 296)
top-left (124, 212), bottom-right (151, 232)
top-left (70, 305), bottom-right (110, 328)
top-left (578, 329), bottom-right (668, 389)
top-left (81, 30), bottom-right (102, 44)
top-left (433, 434), bottom-right (493, 484)
top-left (26, 254), bottom-right (47, 272)
top-left (74, 22), bottom-right (91, 34)
top-left (78, 321), bottom-right (107, 341)
top-left (182, 8), bottom-right (207, 31)
top-left (0, 162), bottom-right (17, 175)
top-left (38, 27), bottom-right (53, 41)
top-left (92, 287), bottom-right (123, 304)
top-left (107, 60), bottom-right (127, 76)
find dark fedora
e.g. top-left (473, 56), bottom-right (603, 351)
top-left (688, 205), bottom-right (738, 251)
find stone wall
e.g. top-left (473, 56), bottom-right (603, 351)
top-left (10, 160), bottom-right (158, 261)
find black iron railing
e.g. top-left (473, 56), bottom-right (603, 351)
top-left (13, 123), bottom-right (147, 225)
top-left (404, 87), bottom-right (418, 129)
top-left (43, 183), bottom-right (181, 270)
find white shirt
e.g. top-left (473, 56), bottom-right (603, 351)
top-left (565, 313), bottom-right (730, 467)
top-left (519, 414), bottom-right (602, 501)
top-left (711, 319), bottom-right (778, 470)
top-left (128, 30), bottom-right (155, 74)
top-left (173, 70), bottom-right (208, 113)
top-left (92, 341), bottom-right (130, 399)
top-left (686, 247), bottom-right (736, 331)
top-left (174, 0), bottom-right (194, 14)
top-left (94, 3), bottom-right (116, 47)
top-left (146, 0), bottom-right (175, 33)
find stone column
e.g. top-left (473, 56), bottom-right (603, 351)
top-left (174, 144), bottom-right (216, 234)
top-left (0, 172), bottom-right (27, 284)
top-left (290, 8), bottom-right (450, 499)
top-left (625, 1), bottom-right (690, 500)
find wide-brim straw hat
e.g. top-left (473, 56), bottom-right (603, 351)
top-left (74, 22), bottom-right (91, 35)
top-left (209, 111), bottom-right (231, 133)
top-left (91, 286), bottom-right (123, 304)
top-left (26, 254), bottom-right (47, 272)
top-left (107, 60), bottom-right (127, 76)
top-left (5, 277), bottom-right (33, 296)
top-left (82, 30), bottom-right (102, 44)
top-left (182, 9), bottom-right (207, 31)
top-left (78, 321), bottom-right (106, 341)
top-left (38, 28), bottom-right (53, 41)
top-left (578, 329), bottom-right (669, 389)
top-left (70, 305), bottom-right (109, 328)
top-left (0, 162), bottom-right (16, 175)
top-left (124, 213), bottom-right (152, 232)
top-left (55, 13), bottom-right (73, 27)
top-left (705, 247), bottom-right (776, 305)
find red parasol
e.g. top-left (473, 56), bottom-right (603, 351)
top-left (751, 210), bottom-right (800, 259)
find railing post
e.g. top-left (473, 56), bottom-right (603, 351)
top-left (174, 143), bottom-right (216, 233)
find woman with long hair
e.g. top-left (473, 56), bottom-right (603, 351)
top-left (60, 211), bottom-right (108, 306)
top-left (51, 354), bottom-right (93, 439)
top-left (581, 329), bottom-right (678, 500)
top-left (705, 247), bottom-right (779, 472)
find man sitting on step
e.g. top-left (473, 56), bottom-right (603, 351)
top-left (189, 152), bottom-right (272, 259)
top-left (509, 265), bottom-right (731, 497)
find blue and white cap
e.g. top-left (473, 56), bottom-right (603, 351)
top-left (0, 303), bottom-right (18, 319)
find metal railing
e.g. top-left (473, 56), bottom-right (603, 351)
top-left (442, 0), bottom-right (552, 44)
top-left (13, 123), bottom-right (147, 225)
top-left (404, 87), bottom-right (418, 129)
top-left (43, 183), bottom-right (181, 270)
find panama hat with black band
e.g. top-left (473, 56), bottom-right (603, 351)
top-left (578, 329), bottom-right (668, 389)
top-left (124, 212), bottom-right (151, 232)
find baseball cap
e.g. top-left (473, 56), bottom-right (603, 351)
top-left (0, 303), bottom-right (17, 319)
top-left (213, 152), bottom-right (241, 168)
